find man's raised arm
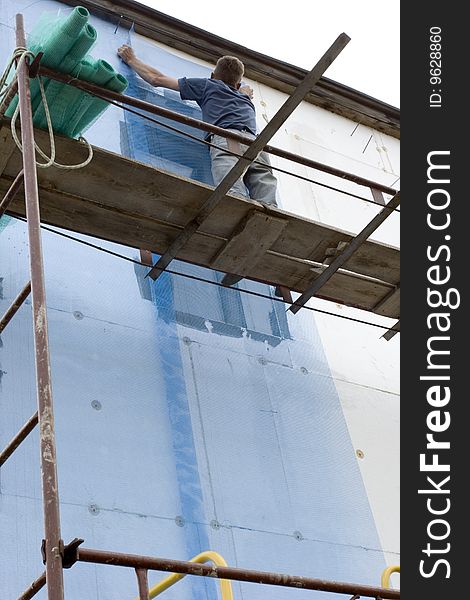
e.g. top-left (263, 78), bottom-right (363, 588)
top-left (117, 45), bottom-right (180, 91)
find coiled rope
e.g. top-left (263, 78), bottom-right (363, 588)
top-left (0, 47), bottom-right (93, 170)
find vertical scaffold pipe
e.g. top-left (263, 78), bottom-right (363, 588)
top-left (15, 13), bottom-right (65, 600)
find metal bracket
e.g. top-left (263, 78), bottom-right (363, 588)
top-left (306, 242), bottom-right (348, 278)
top-left (324, 241), bottom-right (349, 261)
top-left (41, 537), bottom-right (84, 568)
top-left (62, 538), bottom-right (84, 569)
top-left (41, 539), bottom-right (64, 566)
top-left (309, 241), bottom-right (350, 276)
top-left (28, 52), bottom-right (43, 79)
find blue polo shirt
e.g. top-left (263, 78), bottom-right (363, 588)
top-left (178, 77), bottom-right (257, 137)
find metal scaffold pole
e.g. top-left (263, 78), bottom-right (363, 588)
top-left (15, 13), bottom-right (65, 600)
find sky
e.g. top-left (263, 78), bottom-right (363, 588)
top-left (138, 0), bottom-right (400, 107)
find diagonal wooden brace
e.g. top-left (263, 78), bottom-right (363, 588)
top-left (145, 33), bottom-right (351, 281)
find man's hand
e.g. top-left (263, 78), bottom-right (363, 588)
top-left (117, 44), bottom-right (136, 65)
top-left (239, 85), bottom-right (254, 99)
top-left (116, 45), bottom-right (180, 91)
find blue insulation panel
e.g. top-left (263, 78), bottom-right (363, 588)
top-left (1, 2), bottom-right (386, 599)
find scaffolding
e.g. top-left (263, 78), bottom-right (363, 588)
top-left (1, 60), bottom-right (401, 324)
top-left (0, 14), bottom-right (400, 600)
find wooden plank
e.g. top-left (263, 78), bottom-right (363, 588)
top-left (139, 249), bottom-right (153, 266)
top-left (0, 124), bottom-right (400, 284)
top-left (211, 210), bottom-right (288, 275)
top-left (373, 286), bottom-right (400, 317)
top-left (2, 175), bottom-right (397, 315)
top-left (251, 253), bottom-right (396, 312)
top-left (0, 123), bottom-right (400, 318)
top-left (0, 125), bottom-right (16, 176)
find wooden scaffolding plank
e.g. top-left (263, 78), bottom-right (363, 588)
top-left (373, 285), bottom-right (400, 317)
top-left (211, 210), bottom-right (288, 275)
top-left (0, 122), bottom-right (400, 318)
top-left (0, 124), bottom-right (400, 283)
top-left (0, 125), bottom-right (16, 176)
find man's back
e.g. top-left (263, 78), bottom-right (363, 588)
top-left (178, 77), bottom-right (257, 135)
top-left (117, 46), bottom-right (277, 205)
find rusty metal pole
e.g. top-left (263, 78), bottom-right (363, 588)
top-left (0, 171), bottom-right (24, 218)
top-left (15, 13), bottom-right (65, 600)
top-left (17, 572), bottom-right (47, 600)
top-left (76, 547), bottom-right (400, 599)
top-left (38, 65), bottom-right (398, 197)
top-left (0, 81), bottom-right (18, 118)
top-left (0, 411), bottom-right (38, 467)
top-left (0, 281), bottom-right (31, 334)
top-left (135, 569), bottom-right (150, 600)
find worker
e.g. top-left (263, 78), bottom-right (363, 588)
top-left (117, 45), bottom-right (278, 206)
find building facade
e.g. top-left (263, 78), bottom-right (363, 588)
top-left (0, 1), bottom-right (400, 598)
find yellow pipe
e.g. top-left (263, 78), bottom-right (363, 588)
top-left (144, 550), bottom-right (234, 600)
top-left (381, 565), bottom-right (400, 589)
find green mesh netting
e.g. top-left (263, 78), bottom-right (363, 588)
top-left (4, 6), bottom-right (128, 139)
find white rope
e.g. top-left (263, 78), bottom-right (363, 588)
top-left (1, 47), bottom-right (93, 170)
top-left (0, 47), bottom-right (31, 100)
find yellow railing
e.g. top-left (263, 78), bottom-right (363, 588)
top-left (381, 565), bottom-right (400, 589)
top-left (144, 551), bottom-right (234, 600)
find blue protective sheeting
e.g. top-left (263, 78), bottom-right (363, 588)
top-left (151, 271), bottom-right (212, 600)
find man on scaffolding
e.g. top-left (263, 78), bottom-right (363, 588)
top-left (117, 45), bottom-right (278, 206)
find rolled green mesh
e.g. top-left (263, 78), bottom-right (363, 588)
top-left (5, 7), bottom-right (91, 117)
top-left (106, 73), bottom-right (128, 93)
top-left (33, 32), bottom-right (97, 130)
top-left (73, 68), bottom-right (129, 134)
top-left (61, 59), bottom-right (115, 137)
top-left (4, 6), bottom-right (128, 138)
top-left (36, 6), bottom-right (90, 69)
top-left (57, 23), bottom-right (97, 73)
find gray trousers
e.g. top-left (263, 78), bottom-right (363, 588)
top-left (209, 130), bottom-right (278, 206)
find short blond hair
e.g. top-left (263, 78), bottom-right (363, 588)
top-left (213, 55), bottom-right (244, 87)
